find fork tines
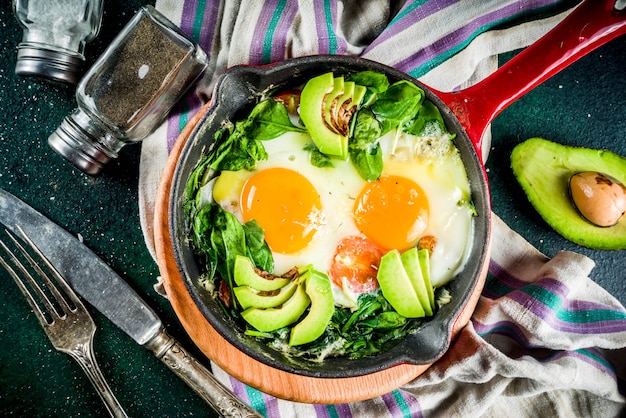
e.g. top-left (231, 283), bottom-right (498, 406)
top-left (0, 227), bottom-right (82, 328)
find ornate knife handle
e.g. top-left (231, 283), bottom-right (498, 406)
top-left (145, 328), bottom-right (263, 418)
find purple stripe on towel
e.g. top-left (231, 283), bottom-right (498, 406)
top-left (260, 390), bottom-right (281, 417)
top-left (198, 1), bottom-right (220, 53)
top-left (400, 390), bottom-right (423, 418)
top-left (271, 2), bottom-right (299, 62)
top-left (228, 375), bottom-right (251, 403)
top-left (485, 259), bottom-right (626, 334)
top-left (489, 259), bottom-right (626, 314)
top-left (250, 0), bottom-right (278, 65)
top-left (393, 0), bottom-right (561, 73)
top-left (364, 0), bottom-right (458, 52)
top-left (313, 403), bottom-right (332, 417)
top-left (180, 0), bottom-right (200, 35)
top-left (381, 391), bottom-right (403, 417)
top-left (473, 319), bottom-right (620, 381)
top-left (166, 118), bottom-right (181, 152)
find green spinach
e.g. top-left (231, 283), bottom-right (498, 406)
top-left (205, 99), bottom-right (305, 172)
top-left (370, 80), bottom-right (424, 135)
top-left (403, 99), bottom-right (447, 136)
top-left (349, 107), bottom-right (383, 181)
top-left (346, 70), bottom-right (390, 106)
top-left (263, 291), bottom-right (424, 360)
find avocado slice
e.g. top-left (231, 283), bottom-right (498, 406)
top-left (511, 137), bottom-right (626, 249)
top-left (331, 80), bottom-right (353, 135)
top-left (323, 76), bottom-right (345, 134)
top-left (417, 248), bottom-right (435, 309)
top-left (241, 284), bottom-right (310, 332)
top-left (300, 72), bottom-right (349, 159)
top-left (377, 250), bottom-right (425, 318)
top-left (401, 247), bottom-right (433, 316)
top-left (289, 269), bottom-right (335, 346)
top-left (233, 280), bottom-right (298, 310)
top-left (233, 255), bottom-right (290, 291)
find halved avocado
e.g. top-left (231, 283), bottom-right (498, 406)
top-left (377, 250), bottom-right (425, 318)
top-left (511, 137), bottom-right (626, 249)
top-left (233, 280), bottom-right (298, 310)
top-left (289, 269), bottom-right (335, 346)
top-left (233, 255), bottom-right (290, 291)
top-left (401, 247), bottom-right (433, 316)
top-left (241, 284), bottom-right (310, 332)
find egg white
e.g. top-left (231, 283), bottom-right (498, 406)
top-left (379, 130), bottom-right (474, 287)
top-left (212, 132), bottom-right (365, 276)
top-left (212, 128), bottom-right (474, 304)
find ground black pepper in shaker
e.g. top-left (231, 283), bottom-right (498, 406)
top-left (48, 5), bottom-right (208, 175)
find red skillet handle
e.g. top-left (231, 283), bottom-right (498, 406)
top-left (433, 0), bottom-right (626, 162)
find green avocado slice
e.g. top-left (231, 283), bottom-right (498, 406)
top-left (289, 269), bottom-right (335, 346)
top-left (233, 255), bottom-right (290, 291)
top-left (233, 280), bottom-right (298, 310)
top-left (417, 248), bottom-right (435, 309)
top-left (300, 72), bottom-right (348, 159)
top-left (324, 76), bottom-right (344, 134)
top-left (511, 137), bottom-right (626, 250)
top-left (241, 284), bottom-right (310, 332)
top-left (400, 247), bottom-right (433, 316)
top-left (377, 250), bottom-right (425, 318)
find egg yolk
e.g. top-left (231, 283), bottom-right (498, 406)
top-left (353, 175), bottom-right (428, 251)
top-left (241, 167), bottom-right (323, 255)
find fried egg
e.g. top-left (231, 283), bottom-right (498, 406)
top-left (211, 127), bottom-right (474, 307)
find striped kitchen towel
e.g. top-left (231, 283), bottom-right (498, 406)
top-left (138, 1), bottom-right (626, 417)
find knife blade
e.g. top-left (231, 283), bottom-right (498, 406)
top-left (0, 188), bottom-right (262, 418)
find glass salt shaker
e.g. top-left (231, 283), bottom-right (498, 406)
top-left (48, 5), bottom-right (208, 175)
top-left (13, 0), bottom-right (104, 85)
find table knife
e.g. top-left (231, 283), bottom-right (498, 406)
top-left (0, 188), bottom-right (262, 418)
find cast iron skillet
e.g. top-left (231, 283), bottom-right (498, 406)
top-left (168, 0), bottom-right (625, 379)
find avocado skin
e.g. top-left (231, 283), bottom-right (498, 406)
top-left (511, 137), bottom-right (626, 250)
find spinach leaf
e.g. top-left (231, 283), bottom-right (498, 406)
top-left (241, 99), bottom-right (306, 140)
top-left (243, 219), bottom-right (274, 272)
top-left (303, 143), bottom-right (335, 168)
top-left (346, 71), bottom-right (390, 106)
top-left (190, 203), bottom-right (274, 309)
top-left (371, 80), bottom-right (424, 135)
top-left (261, 290), bottom-right (425, 360)
top-left (207, 126), bottom-right (267, 172)
top-left (403, 99), bottom-right (446, 136)
top-left (348, 108), bottom-right (383, 181)
top-left (184, 154), bottom-right (212, 217)
top-left (349, 145), bottom-right (382, 182)
top-left (205, 98), bottom-right (305, 172)
top-left (350, 108), bottom-right (382, 150)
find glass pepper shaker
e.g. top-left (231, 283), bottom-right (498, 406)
top-left (48, 5), bottom-right (209, 175)
top-left (13, 0), bottom-right (104, 85)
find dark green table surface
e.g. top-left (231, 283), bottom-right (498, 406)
top-left (0, 2), bottom-right (624, 417)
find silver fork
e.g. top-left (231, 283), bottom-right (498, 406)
top-left (0, 227), bottom-right (128, 418)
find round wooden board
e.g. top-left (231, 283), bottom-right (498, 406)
top-left (153, 102), bottom-right (489, 403)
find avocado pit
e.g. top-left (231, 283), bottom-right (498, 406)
top-left (569, 171), bottom-right (626, 227)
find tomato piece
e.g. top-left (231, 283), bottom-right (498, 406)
top-left (273, 89), bottom-right (301, 115)
top-left (330, 236), bottom-right (385, 294)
